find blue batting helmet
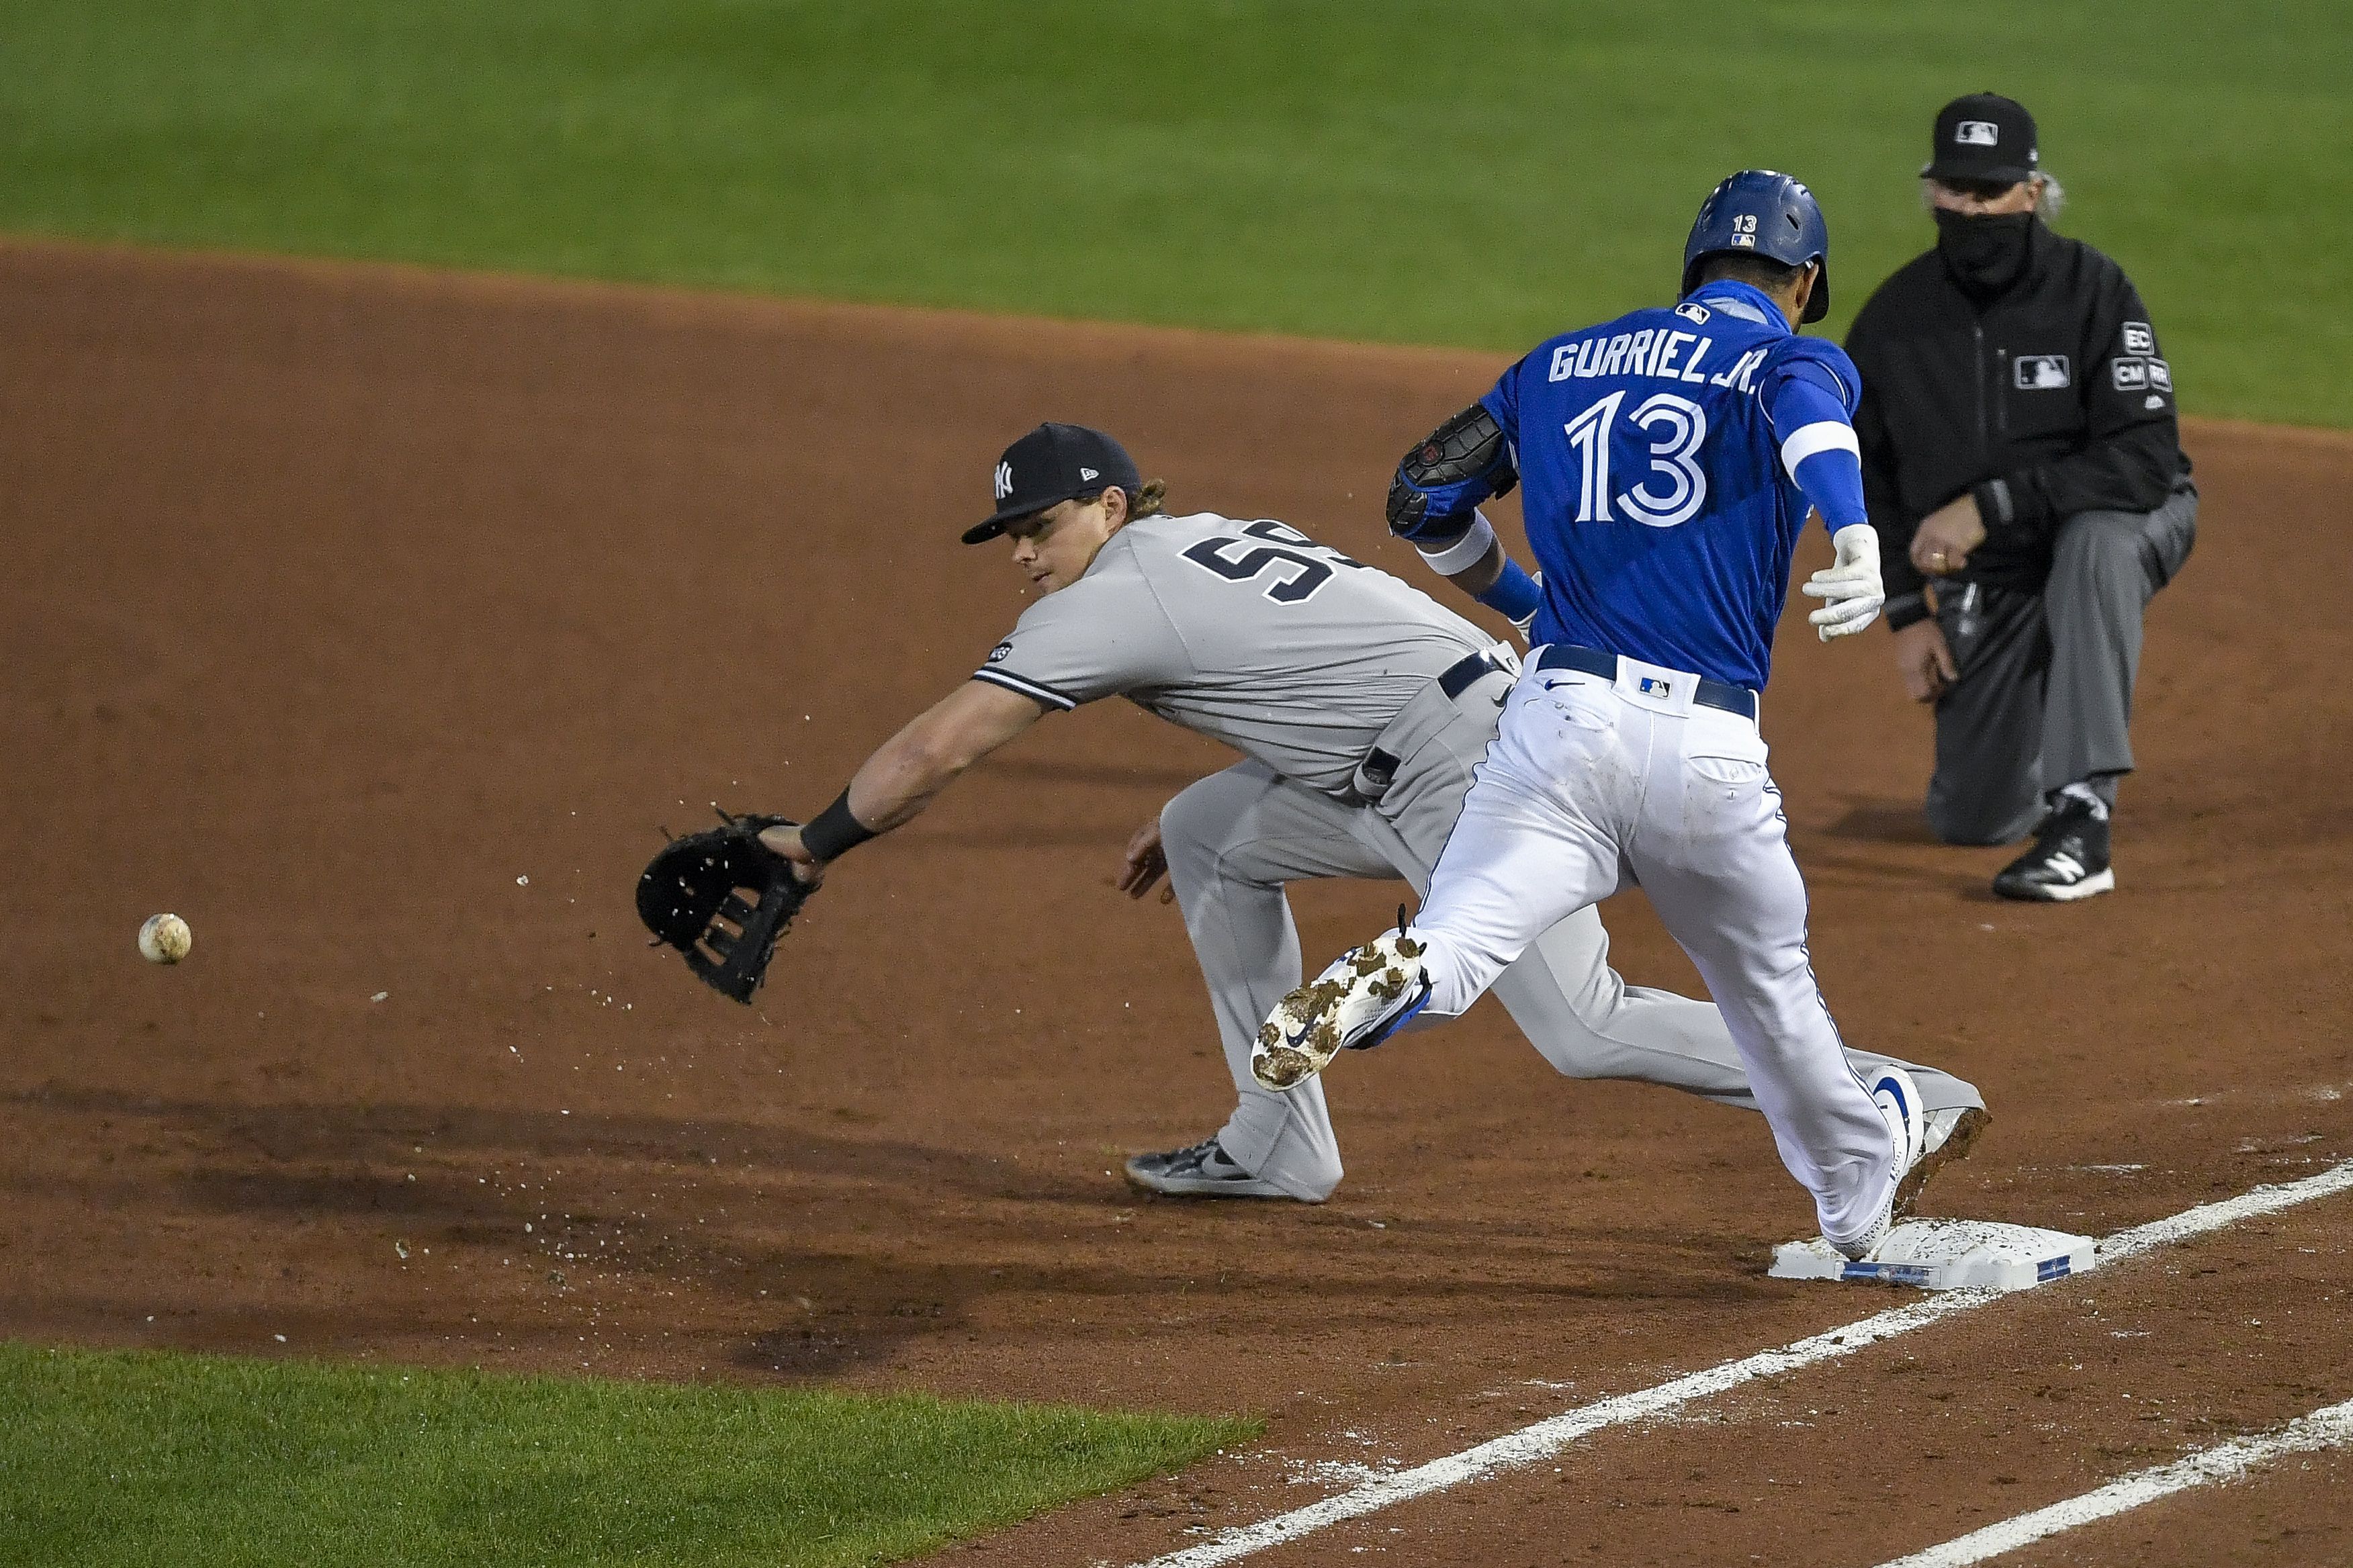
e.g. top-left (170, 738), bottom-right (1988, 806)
top-left (1681, 171), bottom-right (1830, 323)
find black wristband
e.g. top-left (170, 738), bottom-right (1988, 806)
top-left (800, 788), bottom-right (878, 862)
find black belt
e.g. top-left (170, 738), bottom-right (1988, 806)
top-left (1437, 644), bottom-right (1513, 700)
top-left (1356, 646), bottom-right (1516, 800)
top-left (1536, 644), bottom-right (1758, 720)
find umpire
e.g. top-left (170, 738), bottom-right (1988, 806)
top-left (1847, 93), bottom-right (2196, 901)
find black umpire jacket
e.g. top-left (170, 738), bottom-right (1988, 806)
top-left (1845, 220), bottom-right (2192, 627)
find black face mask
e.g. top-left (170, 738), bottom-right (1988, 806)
top-left (1935, 209), bottom-right (2035, 295)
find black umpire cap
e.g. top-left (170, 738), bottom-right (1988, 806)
top-left (1924, 93), bottom-right (2039, 187)
top-left (963, 422), bottom-right (1141, 544)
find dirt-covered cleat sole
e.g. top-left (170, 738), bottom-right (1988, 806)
top-left (1251, 933), bottom-right (1432, 1091)
top-left (1894, 1105), bottom-right (1992, 1219)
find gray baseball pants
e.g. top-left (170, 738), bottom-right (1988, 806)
top-left (1926, 483), bottom-right (2199, 845)
top-left (1159, 670), bottom-right (1985, 1201)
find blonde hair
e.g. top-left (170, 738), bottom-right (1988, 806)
top-left (1085, 479), bottom-right (1167, 520)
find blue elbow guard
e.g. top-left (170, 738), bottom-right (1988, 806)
top-left (1476, 559), bottom-right (1542, 623)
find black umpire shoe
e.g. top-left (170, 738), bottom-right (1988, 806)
top-left (1992, 796), bottom-right (2114, 902)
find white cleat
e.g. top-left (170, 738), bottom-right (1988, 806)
top-left (1830, 1066), bottom-right (1925, 1262)
top-left (1251, 933), bottom-right (1433, 1091)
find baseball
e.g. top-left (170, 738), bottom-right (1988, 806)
top-left (138, 913), bottom-right (193, 965)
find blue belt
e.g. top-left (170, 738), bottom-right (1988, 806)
top-left (1536, 644), bottom-right (1759, 721)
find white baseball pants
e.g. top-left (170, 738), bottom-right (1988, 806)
top-left (1412, 657), bottom-right (1896, 1247)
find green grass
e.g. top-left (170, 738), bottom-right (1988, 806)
top-left (1, 1), bottom-right (2349, 424)
top-left (0, 1342), bottom-right (1254, 1567)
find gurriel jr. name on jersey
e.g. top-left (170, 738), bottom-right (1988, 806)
top-left (1546, 306), bottom-right (1769, 395)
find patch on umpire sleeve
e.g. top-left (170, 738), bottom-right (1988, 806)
top-left (984, 640), bottom-right (1014, 664)
top-left (2111, 358), bottom-right (2149, 391)
top-left (2121, 321), bottom-right (2156, 354)
top-left (2148, 358), bottom-right (2173, 392)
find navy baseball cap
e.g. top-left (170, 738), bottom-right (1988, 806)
top-left (1924, 93), bottom-right (2039, 187)
top-left (963, 422), bottom-right (1142, 544)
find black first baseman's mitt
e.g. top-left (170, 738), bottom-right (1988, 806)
top-left (636, 809), bottom-right (813, 1003)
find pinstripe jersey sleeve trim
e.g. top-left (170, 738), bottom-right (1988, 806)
top-left (1778, 420), bottom-right (1859, 481)
top-left (971, 667), bottom-right (1078, 711)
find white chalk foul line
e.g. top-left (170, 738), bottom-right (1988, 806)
top-left (1873, 1395), bottom-right (2353, 1568)
top-left (1135, 1158), bottom-right (2353, 1568)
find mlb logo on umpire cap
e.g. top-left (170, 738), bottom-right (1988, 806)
top-left (1926, 93), bottom-right (2039, 185)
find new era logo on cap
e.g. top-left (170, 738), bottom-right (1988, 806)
top-left (1955, 120), bottom-right (2000, 146)
top-left (1080, 467), bottom-right (1098, 481)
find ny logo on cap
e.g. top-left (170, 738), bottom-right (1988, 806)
top-left (1955, 120), bottom-right (2000, 146)
top-left (994, 461), bottom-right (1013, 500)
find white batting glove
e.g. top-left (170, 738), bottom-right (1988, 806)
top-left (1511, 570), bottom-right (1542, 645)
top-left (1802, 524), bottom-right (1884, 641)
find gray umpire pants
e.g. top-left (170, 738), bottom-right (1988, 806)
top-left (1926, 483), bottom-right (2199, 845)
top-left (1159, 670), bottom-right (1985, 1201)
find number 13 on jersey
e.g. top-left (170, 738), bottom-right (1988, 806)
top-left (1564, 391), bottom-right (1711, 528)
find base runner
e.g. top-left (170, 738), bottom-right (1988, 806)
top-left (1254, 173), bottom-right (1955, 1257)
top-left (756, 418), bottom-right (1988, 1208)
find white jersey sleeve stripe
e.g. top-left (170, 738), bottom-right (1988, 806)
top-left (1779, 420), bottom-right (1859, 481)
top-left (971, 667), bottom-right (1078, 711)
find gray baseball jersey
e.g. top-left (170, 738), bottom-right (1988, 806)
top-left (971, 512), bottom-right (1491, 795)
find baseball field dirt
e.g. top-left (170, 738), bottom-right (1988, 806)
top-left (3, 240), bottom-right (2348, 1566)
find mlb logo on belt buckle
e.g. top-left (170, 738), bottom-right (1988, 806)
top-left (1616, 655), bottom-right (1697, 716)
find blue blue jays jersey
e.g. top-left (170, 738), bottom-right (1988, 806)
top-left (1480, 281), bottom-right (1862, 692)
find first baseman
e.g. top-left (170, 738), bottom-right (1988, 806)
top-left (759, 418), bottom-right (1987, 1209)
top-left (1255, 173), bottom-right (1940, 1258)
